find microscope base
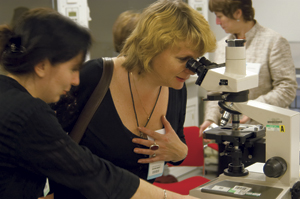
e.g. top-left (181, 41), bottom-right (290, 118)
top-left (190, 172), bottom-right (292, 199)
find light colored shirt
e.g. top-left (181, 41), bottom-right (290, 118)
top-left (205, 22), bottom-right (297, 124)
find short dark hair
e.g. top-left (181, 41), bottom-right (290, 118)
top-left (209, 0), bottom-right (255, 22)
top-left (0, 8), bottom-right (92, 74)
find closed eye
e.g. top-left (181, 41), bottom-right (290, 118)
top-left (177, 57), bottom-right (191, 63)
top-left (73, 63), bottom-right (83, 71)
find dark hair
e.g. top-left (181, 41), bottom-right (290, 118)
top-left (209, 0), bottom-right (255, 22)
top-left (0, 7), bottom-right (92, 74)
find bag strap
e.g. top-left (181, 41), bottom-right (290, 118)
top-left (69, 57), bottom-right (114, 143)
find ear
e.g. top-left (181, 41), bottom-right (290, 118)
top-left (234, 9), bottom-right (242, 20)
top-left (34, 59), bottom-right (49, 78)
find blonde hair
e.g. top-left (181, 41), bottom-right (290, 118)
top-left (121, 0), bottom-right (216, 74)
top-left (112, 10), bottom-right (140, 53)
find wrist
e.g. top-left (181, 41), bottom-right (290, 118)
top-left (173, 144), bottom-right (188, 162)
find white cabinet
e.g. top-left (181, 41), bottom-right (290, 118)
top-left (184, 75), bottom-right (199, 127)
top-left (185, 97), bottom-right (198, 127)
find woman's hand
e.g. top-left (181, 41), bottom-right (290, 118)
top-left (132, 116), bottom-right (188, 164)
top-left (199, 120), bottom-right (213, 143)
top-left (240, 115), bottom-right (250, 123)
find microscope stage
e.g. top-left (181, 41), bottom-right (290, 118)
top-left (200, 179), bottom-right (282, 198)
top-left (204, 124), bottom-right (265, 144)
top-left (189, 172), bottom-right (292, 199)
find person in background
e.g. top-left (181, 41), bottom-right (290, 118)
top-left (112, 10), bottom-right (140, 54)
top-left (52, 0), bottom-right (216, 198)
top-left (199, 0), bottom-right (297, 175)
top-left (0, 7), bottom-right (199, 199)
top-left (200, 0), bottom-right (297, 136)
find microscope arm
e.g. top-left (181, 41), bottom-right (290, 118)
top-left (232, 100), bottom-right (300, 186)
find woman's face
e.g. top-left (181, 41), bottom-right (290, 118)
top-left (215, 11), bottom-right (239, 34)
top-left (40, 53), bottom-right (83, 103)
top-left (150, 41), bottom-right (200, 90)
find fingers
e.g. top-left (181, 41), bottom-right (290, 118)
top-left (132, 137), bottom-right (153, 147)
top-left (137, 156), bottom-right (160, 164)
top-left (203, 139), bottom-right (212, 143)
top-left (137, 126), bottom-right (160, 140)
top-left (137, 116), bottom-right (170, 139)
top-left (134, 116), bottom-right (181, 163)
top-left (199, 120), bottom-right (212, 137)
top-left (240, 115), bottom-right (250, 124)
top-left (133, 147), bottom-right (153, 156)
top-left (133, 147), bottom-right (162, 163)
top-left (199, 127), bottom-right (205, 137)
top-left (132, 138), bottom-right (162, 163)
top-left (161, 115), bottom-right (171, 132)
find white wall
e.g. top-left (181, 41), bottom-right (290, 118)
top-left (252, 0), bottom-right (300, 42)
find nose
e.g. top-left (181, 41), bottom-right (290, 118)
top-left (216, 17), bottom-right (221, 25)
top-left (72, 71), bottom-right (80, 86)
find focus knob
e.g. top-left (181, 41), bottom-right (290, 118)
top-left (263, 156), bottom-right (287, 178)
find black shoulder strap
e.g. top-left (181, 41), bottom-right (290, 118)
top-left (69, 57), bottom-right (114, 143)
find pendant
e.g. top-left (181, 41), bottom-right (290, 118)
top-left (140, 131), bottom-right (147, 139)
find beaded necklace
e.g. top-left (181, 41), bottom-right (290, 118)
top-left (128, 72), bottom-right (162, 138)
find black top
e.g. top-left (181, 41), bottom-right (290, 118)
top-left (0, 75), bottom-right (139, 199)
top-left (52, 58), bottom-right (187, 198)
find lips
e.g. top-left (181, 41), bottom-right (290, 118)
top-left (176, 76), bottom-right (188, 82)
top-left (63, 90), bottom-right (70, 95)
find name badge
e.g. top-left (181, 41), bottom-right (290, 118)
top-left (147, 129), bottom-right (165, 180)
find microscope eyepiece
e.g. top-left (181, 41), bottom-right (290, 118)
top-left (185, 57), bottom-right (225, 86)
top-left (198, 57), bottom-right (214, 66)
top-left (226, 39), bottom-right (246, 47)
top-left (186, 58), bottom-right (208, 85)
top-left (186, 58), bottom-right (198, 73)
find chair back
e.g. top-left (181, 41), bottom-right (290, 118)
top-left (180, 126), bottom-right (204, 167)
